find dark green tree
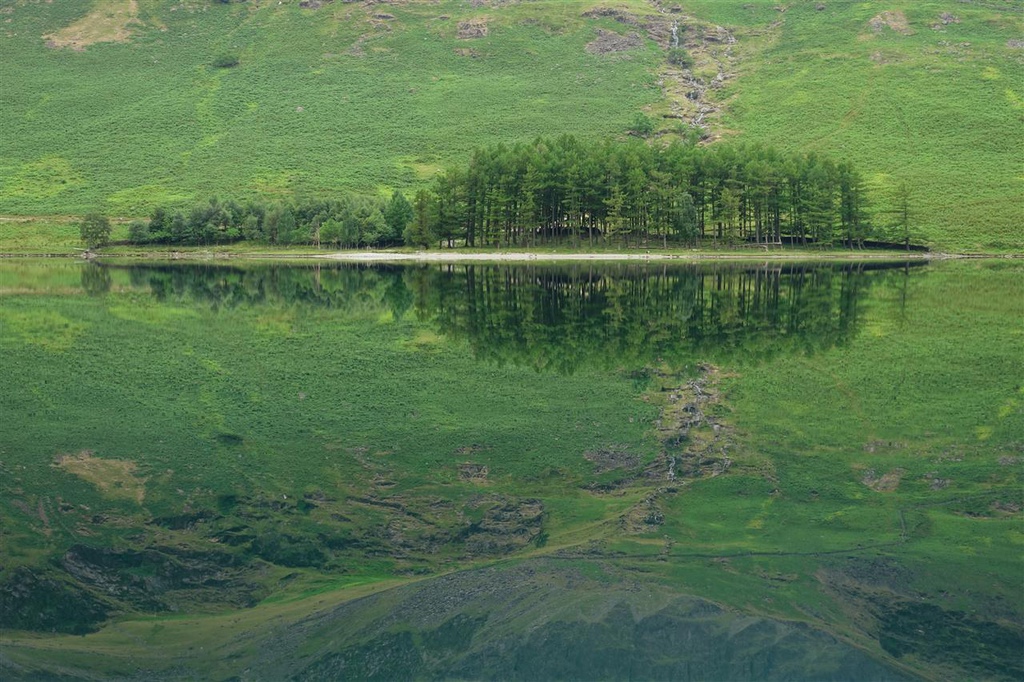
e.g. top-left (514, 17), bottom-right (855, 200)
top-left (79, 213), bottom-right (112, 248)
top-left (127, 219), bottom-right (149, 243)
top-left (405, 189), bottom-right (435, 248)
top-left (320, 218), bottom-right (343, 248)
top-left (383, 191), bottom-right (414, 246)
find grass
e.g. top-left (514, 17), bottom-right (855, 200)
top-left (687, 1), bottom-right (1024, 252)
top-left (1, 2), bottom-right (1020, 252)
top-left (0, 218), bottom-right (128, 255)
top-left (0, 1), bottom-right (662, 214)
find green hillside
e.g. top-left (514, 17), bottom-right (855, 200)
top-left (1, 0), bottom-right (1021, 250)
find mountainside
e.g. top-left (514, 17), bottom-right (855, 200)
top-left (1, 0), bottom-right (1021, 250)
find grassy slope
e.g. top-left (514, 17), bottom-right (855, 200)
top-left (0, 0), bottom-right (662, 212)
top-left (1, 1), bottom-right (1021, 252)
top-left (689, 0), bottom-right (1024, 252)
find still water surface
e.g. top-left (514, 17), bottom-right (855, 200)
top-left (0, 259), bottom-right (1020, 681)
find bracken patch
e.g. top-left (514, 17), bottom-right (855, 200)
top-left (54, 450), bottom-right (147, 504)
top-left (43, 0), bottom-right (140, 50)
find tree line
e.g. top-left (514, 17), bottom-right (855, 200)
top-left (412, 136), bottom-right (873, 249)
top-left (121, 192), bottom-right (415, 249)
top-left (106, 136), bottom-right (895, 251)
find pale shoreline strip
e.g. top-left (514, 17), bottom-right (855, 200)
top-left (317, 251), bottom-right (934, 263)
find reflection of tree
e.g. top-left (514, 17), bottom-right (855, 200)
top-left (122, 264), bottom-right (413, 318)
top-left (107, 261), bottom-right (923, 373)
top-left (421, 262), bottom-right (921, 372)
top-left (80, 264), bottom-right (112, 296)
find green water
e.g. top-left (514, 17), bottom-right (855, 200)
top-left (0, 259), bottom-right (1020, 681)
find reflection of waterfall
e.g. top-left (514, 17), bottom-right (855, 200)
top-left (671, 22), bottom-right (679, 49)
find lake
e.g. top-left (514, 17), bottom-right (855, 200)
top-left (0, 258), bottom-right (1021, 680)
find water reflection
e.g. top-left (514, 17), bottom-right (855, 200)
top-left (96, 260), bottom-right (923, 372)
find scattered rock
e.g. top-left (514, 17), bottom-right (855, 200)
top-left (586, 29), bottom-right (643, 55)
top-left (990, 500), bottom-right (1022, 515)
top-left (702, 25), bottom-right (736, 44)
top-left (862, 468), bottom-right (905, 492)
top-left (584, 446), bottom-right (639, 473)
top-left (863, 439), bottom-right (907, 453)
top-left (868, 11), bottom-right (913, 36)
top-left (621, 494), bottom-right (664, 533)
top-left (1007, 39), bottom-right (1024, 49)
top-left (931, 13), bottom-right (961, 30)
top-left (462, 497), bottom-right (544, 555)
top-left (458, 462), bottom-right (489, 483)
top-left (457, 18), bottom-right (488, 39)
top-left (655, 365), bottom-right (734, 481)
top-left (455, 444), bottom-right (491, 455)
top-left (581, 7), bottom-right (640, 27)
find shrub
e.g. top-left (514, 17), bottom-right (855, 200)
top-left (667, 48), bottom-right (693, 68)
top-left (79, 213), bottom-right (111, 248)
top-left (627, 113), bottom-right (654, 138)
top-left (212, 53), bottom-right (240, 69)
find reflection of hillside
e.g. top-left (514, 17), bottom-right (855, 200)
top-left (108, 261), bottom-right (924, 372)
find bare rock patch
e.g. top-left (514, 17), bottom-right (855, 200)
top-left (586, 29), bottom-right (643, 55)
top-left (932, 12), bottom-right (960, 30)
top-left (861, 468), bottom-right (905, 492)
top-left (868, 10), bottom-right (913, 36)
top-left (458, 462), bottom-right (489, 483)
top-left (457, 18), bottom-right (488, 39)
top-left (584, 446), bottom-right (639, 473)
